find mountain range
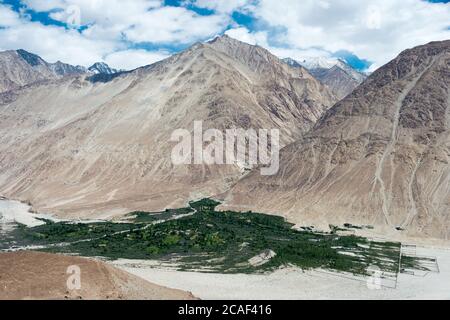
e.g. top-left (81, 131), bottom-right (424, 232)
top-left (88, 62), bottom-right (120, 75)
top-left (225, 40), bottom-right (450, 239)
top-left (0, 36), bottom-right (448, 239)
top-left (284, 57), bottom-right (367, 99)
top-left (0, 35), bottom-right (336, 218)
top-left (0, 49), bottom-right (118, 94)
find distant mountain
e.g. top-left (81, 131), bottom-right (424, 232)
top-left (0, 49), bottom-right (86, 93)
top-left (50, 60), bottom-right (86, 76)
top-left (299, 56), bottom-right (343, 70)
top-left (0, 35), bottom-right (337, 218)
top-left (88, 62), bottom-right (119, 75)
top-left (282, 57), bottom-right (302, 68)
top-left (225, 40), bottom-right (450, 239)
top-left (309, 65), bottom-right (365, 100)
top-left (0, 50), bottom-right (122, 94)
top-left (285, 57), bottom-right (367, 99)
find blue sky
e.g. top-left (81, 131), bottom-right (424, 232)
top-left (0, 0), bottom-right (449, 71)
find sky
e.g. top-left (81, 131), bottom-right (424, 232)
top-left (0, 0), bottom-right (449, 71)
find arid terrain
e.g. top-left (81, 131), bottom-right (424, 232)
top-left (0, 49), bottom-right (86, 94)
top-left (0, 35), bottom-right (336, 219)
top-left (0, 0), bottom-right (450, 304)
top-left (291, 57), bottom-right (367, 100)
top-left (0, 31), bottom-right (449, 301)
top-left (2, 37), bottom-right (448, 240)
top-left (0, 251), bottom-right (196, 300)
top-left (113, 244), bottom-right (450, 300)
top-left (223, 40), bottom-right (450, 239)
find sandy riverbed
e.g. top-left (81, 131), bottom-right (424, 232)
top-left (0, 199), bottom-right (113, 234)
top-left (0, 199), bottom-right (55, 233)
top-left (112, 246), bottom-right (450, 300)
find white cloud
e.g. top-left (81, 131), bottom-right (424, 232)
top-left (187, 0), bottom-right (249, 13)
top-left (0, 5), bottom-right (169, 70)
top-left (104, 49), bottom-right (170, 70)
top-left (124, 6), bottom-right (229, 44)
top-left (225, 27), bottom-right (268, 46)
top-left (251, 0), bottom-right (450, 68)
top-left (21, 0), bottom-right (66, 12)
top-left (23, 0), bottom-right (228, 44)
top-left (0, 6), bottom-right (116, 66)
top-left (1, 1), bottom-right (449, 71)
top-left (23, 0), bottom-right (163, 26)
top-left (0, 1), bottom-right (230, 69)
top-left (0, 5), bottom-right (21, 27)
top-left (225, 27), bottom-right (333, 65)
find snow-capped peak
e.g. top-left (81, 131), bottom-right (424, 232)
top-left (298, 56), bottom-right (344, 70)
top-left (282, 57), bottom-right (302, 68)
top-left (287, 56), bottom-right (366, 83)
top-left (88, 62), bottom-right (118, 75)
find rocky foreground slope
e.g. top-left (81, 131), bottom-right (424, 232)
top-left (0, 35), bottom-right (336, 218)
top-left (224, 40), bottom-right (450, 239)
top-left (0, 251), bottom-right (195, 300)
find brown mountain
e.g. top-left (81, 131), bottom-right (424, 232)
top-left (284, 57), bottom-right (367, 100)
top-left (0, 49), bottom-right (86, 93)
top-left (0, 35), bottom-right (336, 218)
top-left (309, 64), bottom-right (367, 100)
top-left (0, 251), bottom-right (195, 300)
top-left (224, 40), bottom-right (450, 239)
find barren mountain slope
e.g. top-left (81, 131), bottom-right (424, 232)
top-left (223, 40), bottom-right (450, 239)
top-left (285, 57), bottom-right (367, 100)
top-left (0, 35), bottom-right (336, 218)
top-left (309, 65), bottom-right (366, 100)
top-left (0, 251), bottom-right (195, 300)
top-left (0, 49), bottom-right (85, 93)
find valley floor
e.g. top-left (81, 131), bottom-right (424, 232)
top-left (2, 198), bottom-right (450, 300)
top-left (112, 245), bottom-right (450, 300)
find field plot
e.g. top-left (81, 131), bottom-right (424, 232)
top-left (400, 244), bottom-right (440, 278)
top-left (116, 245), bottom-right (448, 300)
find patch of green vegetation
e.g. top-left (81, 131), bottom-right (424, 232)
top-left (189, 198), bottom-right (221, 211)
top-left (9, 198), bottom-right (430, 277)
top-left (23, 200), bottom-right (402, 276)
top-left (401, 255), bottom-right (437, 272)
top-left (15, 221), bottom-right (136, 245)
top-left (126, 207), bottom-right (194, 223)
